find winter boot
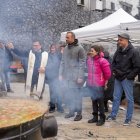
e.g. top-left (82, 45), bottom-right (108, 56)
top-left (74, 113), bottom-right (82, 121)
top-left (96, 114), bottom-right (106, 126)
top-left (49, 102), bottom-right (55, 113)
top-left (88, 113), bottom-right (98, 123)
top-left (65, 112), bottom-right (75, 118)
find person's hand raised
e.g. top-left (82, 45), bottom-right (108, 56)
top-left (7, 42), bottom-right (14, 49)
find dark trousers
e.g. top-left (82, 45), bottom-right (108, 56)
top-left (89, 86), bottom-right (105, 118)
top-left (92, 98), bottom-right (105, 116)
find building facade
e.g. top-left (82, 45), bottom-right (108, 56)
top-left (80, 0), bottom-right (140, 16)
top-left (0, 0), bottom-right (139, 49)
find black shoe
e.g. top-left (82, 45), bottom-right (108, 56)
top-left (96, 114), bottom-right (106, 126)
top-left (137, 122), bottom-right (140, 128)
top-left (39, 96), bottom-right (43, 100)
top-left (49, 102), bottom-right (55, 113)
top-left (74, 114), bottom-right (82, 121)
top-left (49, 108), bottom-right (55, 113)
top-left (88, 117), bottom-right (98, 123)
top-left (7, 89), bottom-right (14, 93)
top-left (96, 119), bottom-right (105, 126)
top-left (123, 119), bottom-right (131, 126)
top-left (106, 115), bottom-right (116, 121)
top-left (65, 113), bottom-right (74, 118)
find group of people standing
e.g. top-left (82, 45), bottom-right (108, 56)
top-left (1, 31), bottom-right (140, 127)
top-left (57, 31), bottom-right (140, 127)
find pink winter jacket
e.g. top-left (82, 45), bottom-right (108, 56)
top-left (87, 55), bottom-right (111, 87)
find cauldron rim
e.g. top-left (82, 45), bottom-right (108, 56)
top-left (0, 98), bottom-right (47, 129)
top-left (0, 116), bottom-right (43, 139)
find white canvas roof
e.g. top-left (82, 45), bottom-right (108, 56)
top-left (120, 20), bottom-right (140, 44)
top-left (60, 8), bottom-right (137, 44)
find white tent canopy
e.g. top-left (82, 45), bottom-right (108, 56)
top-left (60, 8), bottom-right (138, 44)
top-left (120, 20), bottom-right (140, 44)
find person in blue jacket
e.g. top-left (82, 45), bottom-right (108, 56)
top-left (0, 41), bottom-right (13, 93)
top-left (46, 44), bottom-right (64, 113)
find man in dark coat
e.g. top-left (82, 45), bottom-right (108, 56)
top-left (59, 32), bottom-right (86, 121)
top-left (106, 33), bottom-right (140, 126)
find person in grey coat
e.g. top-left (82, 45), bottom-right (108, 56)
top-left (59, 32), bottom-right (86, 121)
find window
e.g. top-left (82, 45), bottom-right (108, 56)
top-left (77, 0), bottom-right (84, 5)
top-left (81, 0), bottom-right (84, 5)
top-left (111, 2), bottom-right (115, 11)
top-left (90, 0), bottom-right (103, 11)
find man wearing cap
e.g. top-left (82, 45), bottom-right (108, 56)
top-left (106, 33), bottom-right (140, 126)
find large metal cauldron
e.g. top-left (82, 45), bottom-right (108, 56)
top-left (0, 99), bottom-right (58, 140)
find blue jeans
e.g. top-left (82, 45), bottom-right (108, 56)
top-left (110, 78), bottom-right (134, 121)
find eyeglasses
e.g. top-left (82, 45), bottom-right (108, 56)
top-left (33, 45), bottom-right (39, 46)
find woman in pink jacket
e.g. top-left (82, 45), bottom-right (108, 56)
top-left (87, 45), bottom-right (111, 126)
